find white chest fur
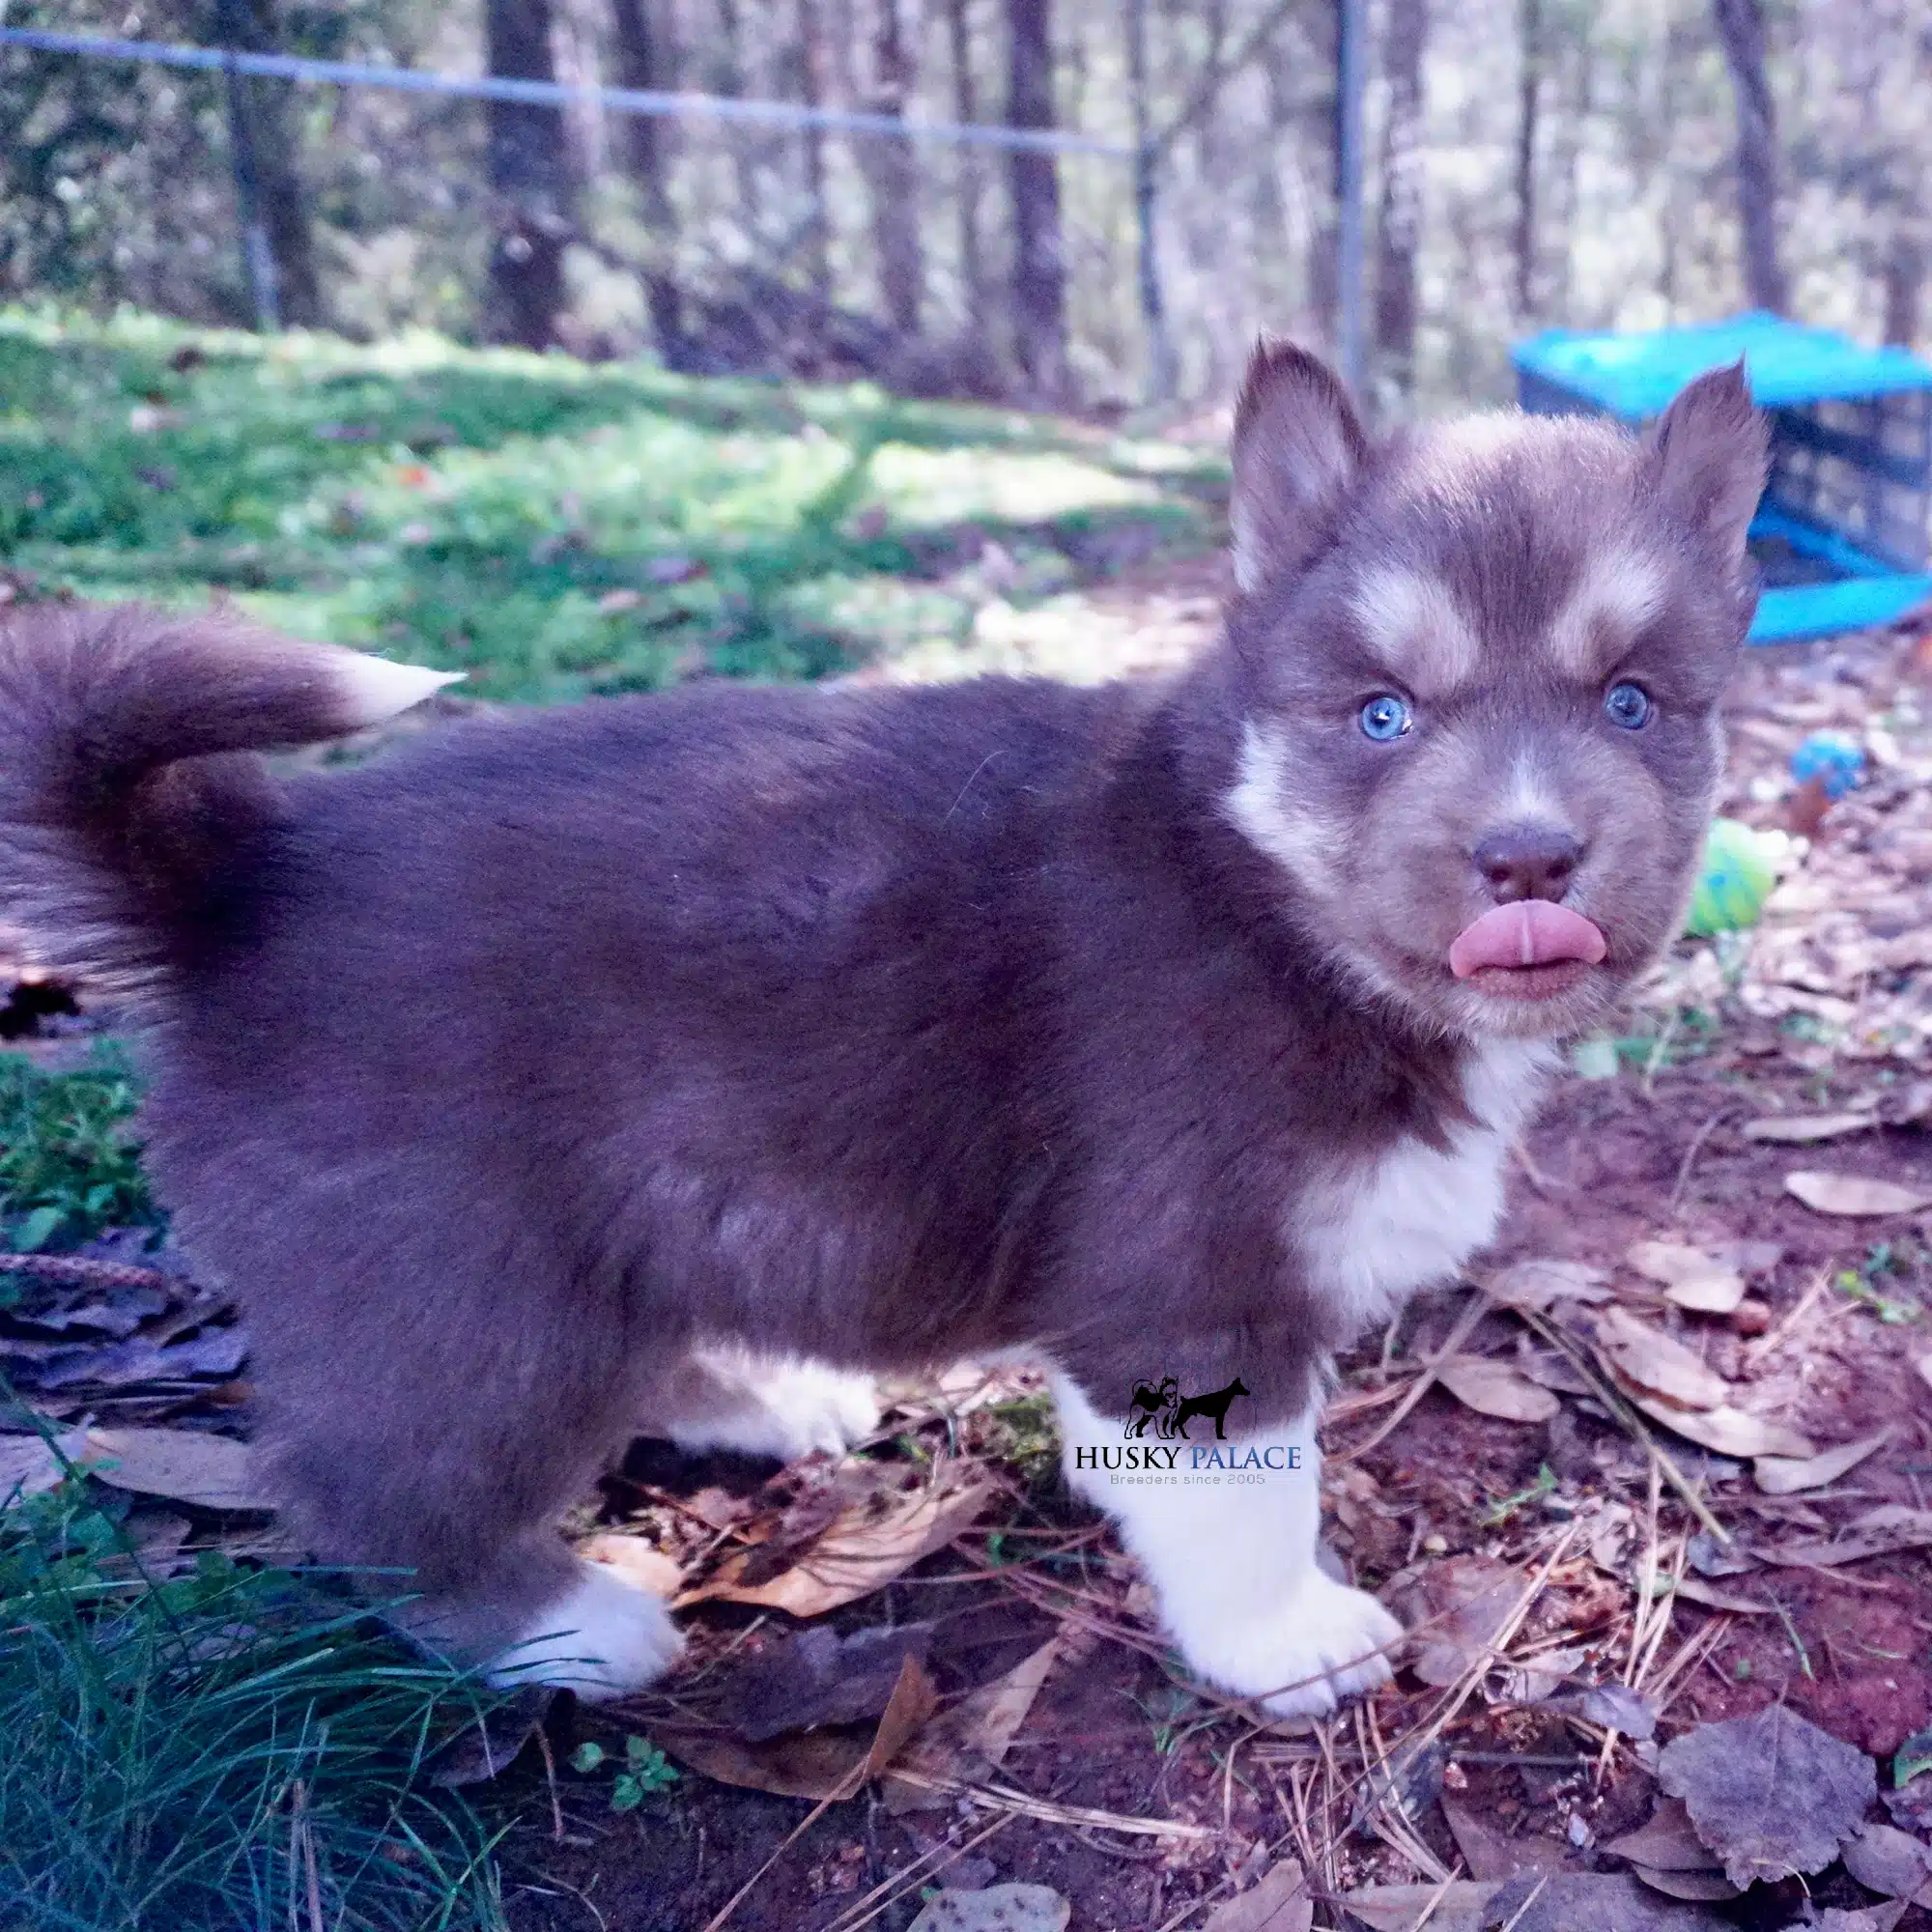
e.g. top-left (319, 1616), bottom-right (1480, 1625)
top-left (1296, 1039), bottom-right (1553, 1338)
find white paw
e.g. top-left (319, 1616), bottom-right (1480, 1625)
top-left (670, 1358), bottom-right (881, 1463)
top-left (485, 1561), bottom-right (684, 1701)
top-left (1186, 1572), bottom-right (1403, 1719)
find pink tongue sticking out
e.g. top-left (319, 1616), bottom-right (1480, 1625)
top-left (1449, 901), bottom-right (1607, 980)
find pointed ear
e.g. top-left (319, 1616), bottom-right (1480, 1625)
top-left (1643, 360), bottom-right (1769, 563)
top-left (1229, 338), bottom-right (1368, 595)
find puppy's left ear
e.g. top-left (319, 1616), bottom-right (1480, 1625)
top-left (1644, 359), bottom-right (1769, 564)
top-left (1230, 338), bottom-right (1368, 595)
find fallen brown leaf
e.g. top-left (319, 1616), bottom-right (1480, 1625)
top-left (1331, 1881), bottom-right (1499, 1932)
top-left (1604, 1796), bottom-right (1728, 1877)
top-left (1753, 1427), bottom-right (1893, 1496)
top-left (1435, 1354), bottom-right (1559, 1425)
top-left (1393, 1553), bottom-right (1521, 1689)
top-left (1469, 1870), bottom-right (1733, 1930)
top-left (79, 1427), bottom-right (268, 1510)
top-left (1628, 1867), bottom-right (1747, 1903)
top-left (1784, 1171), bottom-right (1932, 1217)
top-left (1593, 1307), bottom-right (1731, 1410)
top-left (1843, 1823), bottom-right (1932, 1899)
top-left (1622, 1392), bottom-right (1814, 1462)
top-left (885, 1630), bottom-right (1077, 1812)
top-left (1627, 1241), bottom-right (1747, 1316)
top-left (1763, 1503), bottom-right (1932, 1569)
top-left (683, 1466), bottom-right (992, 1616)
top-left (719, 1621), bottom-right (935, 1742)
top-left (906, 1885), bottom-right (1069, 1932)
top-left (1742, 1113), bottom-right (1877, 1145)
top-left (1440, 1794), bottom-right (1571, 1881)
top-left (1486, 1258), bottom-right (1612, 1313)
top-left (659, 1651), bottom-right (936, 1801)
top-left (1668, 1577), bottom-right (1780, 1615)
top-left (1200, 1859), bottom-right (1313, 1932)
top-left (1659, 1705), bottom-right (1875, 1889)
top-left (0, 1432), bottom-right (70, 1502)
top-left (428, 1688), bottom-right (554, 1788)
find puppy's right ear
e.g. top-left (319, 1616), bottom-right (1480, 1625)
top-left (1230, 338), bottom-right (1367, 596)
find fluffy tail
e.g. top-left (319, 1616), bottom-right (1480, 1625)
top-left (0, 602), bottom-right (457, 996)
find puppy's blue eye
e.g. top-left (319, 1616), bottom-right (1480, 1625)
top-left (1359, 695), bottom-right (1412, 742)
top-left (1605, 682), bottom-right (1653, 730)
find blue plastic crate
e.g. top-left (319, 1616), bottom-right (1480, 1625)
top-left (1513, 312), bottom-right (1932, 642)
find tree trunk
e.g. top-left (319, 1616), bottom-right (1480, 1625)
top-left (215, 0), bottom-right (321, 328)
top-left (797, 0), bottom-right (834, 317)
top-left (944, 0), bottom-right (986, 327)
top-left (1007, 0), bottom-right (1067, 402)
top-left (1512, 0), bottom-right (1540, 320)
top-left (484, 0), bottom-right (573, 350)
top-left (860, 0), bottom-right (923, 336)
top-left (1884, 230), bottom-right (1925, 348)
top-left (1713, 0), bottom-right (1787, 313)
top-left (1373, 0), bottom-right (1427, 398)
top-left (715, 0), bottom-right (761, 221)
top-left (1124, 0), bottom-right (1175, 402)
top-left (1303, 0), bottom-right (1340, 354)
top-left (611, 0), bottom-right (686, 359)
top-left (1546, 22), bottom-right (1593, 321)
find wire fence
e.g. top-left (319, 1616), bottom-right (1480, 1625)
top-left (0, 18), bottom-right (1371, 406)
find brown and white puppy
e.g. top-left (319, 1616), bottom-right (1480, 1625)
top-left (0, 344), bottom-right (1765, 1716)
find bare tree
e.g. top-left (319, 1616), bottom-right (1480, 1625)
top-left (1374, 0), bottom-right (1428, 398)
top-left (943, 0), bottom-right (987, 327)
top-left (1303, 0), bottom-right (1341, 355)
top-left (1512, 0), bottom-right (1541, 319)
top-left (215, 0), bottom-right (321, 328)
top-left (1007, 0), bottom-right (1067, 401)
top-left (857, 0), bottom-right (924, 336)
top-left (796, 0), bottom-right (835, 317)
top-left (483, 0), bottom-right (575, 349)
top-left (611, 0), bottom-right (686, 358)
top-left (1713, 0), bottom-right (1788, 312)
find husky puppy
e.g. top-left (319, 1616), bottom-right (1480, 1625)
top-left (0, 344), bottom-right (1765, 1716)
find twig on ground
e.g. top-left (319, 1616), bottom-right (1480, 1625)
top-left (1511, 1137), bottom-right (1569, 1198)
top-left (1667, 1107), bottom-right (1736, 1213)
top-left (0, 1251), bottom-right (182, 1292)
top-left (825, 1813), bottom-right (1014, 1932)
top-left (1521, 1309), bottom-right (1733, 1548)
top-left (1334, 1289), bottom-right (1493, 1463)
top-left (1747, 1265), bottom-right (1833, 1368)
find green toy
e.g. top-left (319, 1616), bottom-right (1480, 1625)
top-left (1685, 817), bottom-right (1776, 936)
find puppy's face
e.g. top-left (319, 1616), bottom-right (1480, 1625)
top-left (1220, 344), bottom-right (1769, 1041)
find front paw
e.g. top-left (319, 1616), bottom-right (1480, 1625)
top-left (1187, 1573), bottom-right (1403, 1719)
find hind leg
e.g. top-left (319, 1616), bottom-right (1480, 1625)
top-left (641, 1344), bottom-right (880, 1462)
top-left (265, 1380), bottom-right (685, 1698)
top-left (181, 1163), bottom-right (685, 1699)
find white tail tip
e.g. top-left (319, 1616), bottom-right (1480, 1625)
top-left (336, 654), bottom-right (465, 729)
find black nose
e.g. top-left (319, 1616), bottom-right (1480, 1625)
top-left (1471, 824), bottom-right (1584, 904)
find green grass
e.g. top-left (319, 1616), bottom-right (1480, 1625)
top-left (0, 1474), bottom-right (510, 1931)
top-left (0, 1046), bottom-right (154, 1260)
top-left (0, 1047), bottom-right (513, 1929)
top-left (0, 307), bottom-right (1222, 702)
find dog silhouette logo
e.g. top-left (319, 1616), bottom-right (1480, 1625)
top-left (1122, 1374), bottom-right (1251, 1442)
